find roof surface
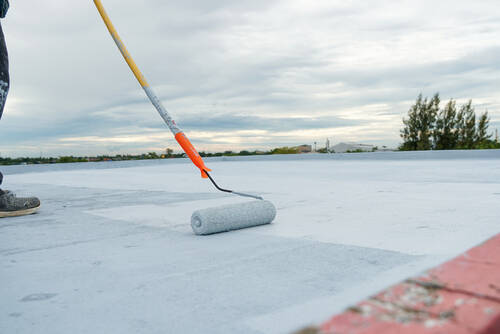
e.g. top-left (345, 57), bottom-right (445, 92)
top-left (1, 150), bottom-right (499, 333)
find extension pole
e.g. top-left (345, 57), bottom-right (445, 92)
top-left (93, 0), bottom-right (211, 178)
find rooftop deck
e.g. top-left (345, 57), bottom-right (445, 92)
top-left (1, 150), bottom-right (499, 333)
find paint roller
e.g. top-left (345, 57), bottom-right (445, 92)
top-left (94, 0), bottom-right (276, 234)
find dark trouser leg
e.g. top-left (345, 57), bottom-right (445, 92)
top-left (0, 21), bottom-right (9, 120)
top-left (0, 21), bottom-right (8, 188)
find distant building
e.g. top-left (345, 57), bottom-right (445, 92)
top-left (295, 144), bottom-right (312, 153)
top-left (331, 142), bottom-right (374, 153)
top-left (377, 145), bottom-right (394, 152)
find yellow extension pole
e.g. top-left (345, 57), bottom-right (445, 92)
top-left (94, 0), bottom-right (149, 88)
top-left (93, 0), bottom-right (211, 178)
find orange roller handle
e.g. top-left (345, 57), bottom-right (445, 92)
top-left (175, 132), bottom-right (211, 178)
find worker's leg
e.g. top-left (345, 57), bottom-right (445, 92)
top-left (0, 21), bottom-right (40, 217)
top-left (0, 21), bottom-right (8, 189)
top-left (0, 21), bottom-right (9, 120)
top-left (0, 21), bottom-right (7, 189)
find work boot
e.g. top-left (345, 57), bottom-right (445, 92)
top-left (0, 189), bottom-right (40, 218)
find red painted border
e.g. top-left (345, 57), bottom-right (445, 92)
top-left (304, 233), bottom-right (500, 334)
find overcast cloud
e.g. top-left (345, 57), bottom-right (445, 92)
top-left (0, 0), bottom-right (499, 156)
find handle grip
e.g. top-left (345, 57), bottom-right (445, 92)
top-left (175, 132), bottom-right (211, 178)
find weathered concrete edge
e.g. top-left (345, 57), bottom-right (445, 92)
top-left (295, 233), bottom-right (500, 334)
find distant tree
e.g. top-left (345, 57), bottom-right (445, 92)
top-left (400, 93), bottom-right (439, 150)
top-left (57, 156), bottom-right (86, 163)
top-left (475, 111), bottom-right (492, 148)
top-left (454, 105), bottom-right (465, 149)
top-left (420, 93), bottom-right (440, 150)
top-left (400, 94), bottom-right (423, 150)
top-left (270, 146), bottom-right (299, 154)
top-left (460, 100), bottom-right (476, 149)
top-left (401, 95), bottom-right (497, 151)
top-left (434, 99), bottom-right (458, 150)
top-left (238, 150), bottom-right (258, 156)
top-left (147, 152), bottom-right (159, 159)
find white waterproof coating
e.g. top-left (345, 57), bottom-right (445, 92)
top-left (191, 200), bottom-right (276, 235)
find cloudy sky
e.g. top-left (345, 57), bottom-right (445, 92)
top-left (0, 0), bottom-right (499, 157)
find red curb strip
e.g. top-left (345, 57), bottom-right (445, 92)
top-left (315, 233), bottom-right (500, 334)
